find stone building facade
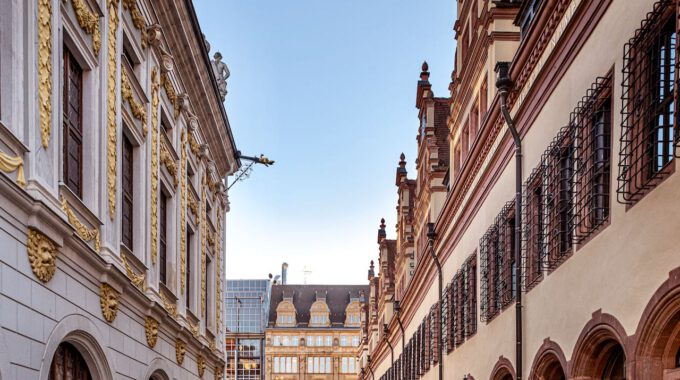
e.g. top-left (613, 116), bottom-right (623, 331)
top-left (265, 285), bottom-right (368, 379)
top-left (0, 0), bottom-right (238, 379)
top-left (360, 0), bottom-right (680, 379)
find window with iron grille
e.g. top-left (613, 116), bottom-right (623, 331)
top-left (619, 0), bottom-right (677, 205)
top-left (523, 166), bottom-right (547, 289)
top-left (441, 283), bottom-right (449, 353)
top-left (424, 315), bottom-right (431, 370)
top-left (463, 253), bottom-right (477, 337)
top-left (121, 134), bottom-right (134, 249)
top-left (62, 48), bottom-right (83, 197)
top-left (574, 75), bottom-right (613, 242)
top-left (454, 271), bottom-right (464, 345)
top-left (480, 201), bottom-right (516, 322)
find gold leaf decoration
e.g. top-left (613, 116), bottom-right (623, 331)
top-left (159, 292), bottom-right (177, 318)
top-left (0, 151), bottom-right (26, 187)
top-left (197, 355), bottom-right (206, 378)
top-left (187, 190), bottom-right (198, 217)
top-left (38, 0), bottom-right (52, 148)
top-left (61, 198), bottom-right (101, 252)
top-left (215, 213), bottom-right (222, 334)
top-left (99, 283), bottom-right (119, 323)
top-left (106, 0), bottom-right (119, 219)
top-left (175, 339), bottom-right (186, 365)
top-left (150, 67), bottom-right (160, 264)
top-left (161, 72), bottom-right (180, 119)
top-left (27, 228), bottom-right (57, 283)
top-left (69, 0), bottom-right (101, 55)
top-left (201, 176), bottom-right (207, 316)
top-left (160, 139), bottom-right (178, 186)
top-left (188, 321), bottom-right (199, 338)
top-left (121, 69), bottom-right (146, 129)
top-left (144, 316), bottom-right (158, 348)
top-left (214, 365), bottom-right (224, 380)
top-left (122, 0), bottom-right (144, 30)
top-left (120, 253), bottom-right (146, 290)
top-left (180, 132), bottom-right (187, 293)
top-left (187, 131), bottom-right (200, 156)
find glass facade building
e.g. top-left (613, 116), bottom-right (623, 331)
top-left (225, 279), bottom-right (271, 380)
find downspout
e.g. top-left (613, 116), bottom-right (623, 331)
top-left (495, 61), bottom-right (523, 380)
top-left (427, 223), bottom-right (443, 380)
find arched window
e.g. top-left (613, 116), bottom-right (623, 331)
top-left (49, 342), bottom-right (92, 380)
top-left (675, 346), bottom-right (680, 368)
top-left (601, 345), bottom-right (625, 380)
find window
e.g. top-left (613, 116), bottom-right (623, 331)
top-left (49, 342), bottom-right (91, 380)
top-left (62, 48), bottom-right (84, 197)
top-left (525, 169), bottom-right (546, 288)
top-left (619, 0), bottom-right (676, 205)
top-left (454, 144), bottom-right (462, 176)
top-left (340, 335), bottom-right (347, 347)
top-left (292, 336), bottom-right (299, 346)
top-left (460, 25), bottom-right (469, 63)
top-left (352, 336), bottom-right (359, 347)
top-left (307, 357), bottom-right (331, 374)
top-left (480, 201), bottom-right (515, 322)
top-left (325, 335), bottom-right (332, 346)
top-left (159, 191), bottom-right (168, 285)
top-left (462, 122), bottom-right (470, 157)
top-left (273, 357), bottom-right (297, 373)
top-left (186, 228), bottom-right (192, 308)
top-left (519, 0), bottom-right (543, 39)
top-left (480, 78), bottom-right (488, 124)
top-left (206, 255), bottom-right (212, 321)
top-left (306, 335), bottom-right (314, 347)
top-left (121, 134), bottom-right (134, 249)
top-left (282, 336), bottom-right (289, 346)
top-left (273, 336), bottom-right (281, 346)
top-left (341, 357), bottom-right (356, 374)
top-left (316, 335), bottom-right (322, 347)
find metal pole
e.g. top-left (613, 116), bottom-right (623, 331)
top-left (427, 223), bottom-right (443, 380)
top-left (496, 61), bottom-right (523, 380)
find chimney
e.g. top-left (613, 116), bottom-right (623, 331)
top-left (282, 262), bottom-right (288, 285)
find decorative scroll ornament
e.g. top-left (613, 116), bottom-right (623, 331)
top-left (61, 198), bottom-right (101, 252)
top-left (188, 321), bottom-right (199, 337)
top-left (144, 316), bottom-right (158, 348)
top-left (159, 292), bottom-right (177, 317)
top-left (180, 132), bottom-right (187, 293)
top-left (121, 69), bottom-right (147, 133)
top-left (215, 213), bottom-right (222, 333)
top-left (200, 176), bottom-right (207, 316)
top-left (175, 339), bottom-right (186, 365)
top-left (150, 67), bottom-right (160, 264)
top-left (160, 72), bottom-right (181, 118)
top-left (197, 355), bottom-right (206, 378)
top-left (38, 0), bottom-right (53, 148)
top-left (122, 0), bottom-right (144, 30)
top-left (214, 365), bottom-right (224, 380)
top-left (106, 0), bottom-right (119, 219)
top-left (99, 283), bottom-right (119, 322)
top-left (69, 0), bottom-right (101, 55)
top-left (120, 253), bottom-right (145, 290)
top-left (0, 151), bottom-right (26, 187)
top-left (187, 190), bottom-right (199, 216)
top-left (160, 140), bottom-right (178, 186)
top-left (27, 228), bottom-right (57, 283)
top-left (208, 339), bottom-right (216, 352)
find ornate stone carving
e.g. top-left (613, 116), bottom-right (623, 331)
top-left (210, 52), bottom-right (229, 101)
top-left (150, 67), bottom-right (160, 264)
top-left (200, 177), bottom-right (207, 316)
top-left (68, 0), bottom-right (101, 56)
top-left (99, 283), bottom-right (119, 323)
top-left (187, 131), bottom-right (201, 157)
top-left (160, 72), bottom-right (180, 118)
top-left (159, 139), bottom-right (178, 186)
top-left (121, 69), bottom-right (146, 132)
top-left (214, 365), bottom-right (224, 380)
top-left (180, 132), bottom-right (187, 293)
top-left (197, 355), bottom-right (206, 378)
top-left (38, 0), bottom-right (53, 148)
top-left (106, 0), bottom-right (119, 219)
top-left (144, 316), bottom-right (158, 348)
top-left (0, 151), bottom-right (26, 187)
top-left (144, 23), bottom-right (162, 48)
top-left (175, 339), bottom-right (186, 365)
top-left (159, 292), bottom-right (177, 317)
top-left (61, 198), bottom-right (101, 252)
top-left (27, 228), bottom-right (57, 283)
top-left (120, 253), bottom-right (145, 290)
top-left (188, 321), bottom-right (199, 337)
top-left (121, 0), bottom-right (144, 30)
top-left (187, 190), bottom-right (198, 217)
top-left (215, 213), bottom-right (222, 333)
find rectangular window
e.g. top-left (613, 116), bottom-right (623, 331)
top-left (121, 134), bottom-right (134, 249)
top-left (525, 169), bottom-right (546, 288)
top-left (316, 336), bottom-right (322, 347)
top-left (619, 0), bottom-right (676, 205)
top-left (325, 335), bottom-right (332, 346)
top-left (186, 228), bottom-right (192, 308)
top-left (206, 255), bottom-right (212, 321)
top-left (62, 49), bottom-right (83, 197)
top-left (481, 201), bottom-right (515, 322)
top-left (480, 78), bottom-right (488, 123)
top-left (159, 191), bottom-right (168, 285)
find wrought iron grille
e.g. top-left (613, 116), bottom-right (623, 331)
top-left (463, 253), bottom-right (477, 337)
top-left (480, 200), bottom-right (516, 322)
top-left (442, 283), bottom-right (451, 352)
top-left (522, 165), bottom-right (548, 290)
top-left (543, 126), bottom-right (577, 268)
top-left (423, 316), bottom-right (430, 371)
top-left (618, 0), bottom-right (677, 204)
top-left (454, 271), bottom-right (464, 345)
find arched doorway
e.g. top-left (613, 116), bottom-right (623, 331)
top-left (490, 356), bottom-right (516, 380)
top-left (48, 342), bottom-right (92, 380)
top-left (149, 370), bottom-right (169, 380)
top-left (570, 311), bottom-right (629, 379)
top-left (633, 268), bottom-right (680, 379)
top-left (529, 339), bottom-right (567, 380)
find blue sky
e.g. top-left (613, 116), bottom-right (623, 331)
top-left (194, 0), bottom-right (457, 284)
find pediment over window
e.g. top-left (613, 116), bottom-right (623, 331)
top-left (276, 300), bottom-right (297, 327)
top-left (309, 300), bottom-right (330, 327)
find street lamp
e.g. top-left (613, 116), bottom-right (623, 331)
top-left (427, 222), bottom-right (443, 380)
top-left (383, 323), bottom-right (394, 366)
top-left (495, 61), bottom-right (523, 380)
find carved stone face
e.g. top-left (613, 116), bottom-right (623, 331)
top-left (198, 355), bottom-right (206, 377)
top-left (145, 317), bottom-right (159, 348)
top-left (176, 340), bottom-right (186, 365)
top-left (27, 228), bottom-right (57, 283)
top-left (99, 283), bottom-right (119, 323)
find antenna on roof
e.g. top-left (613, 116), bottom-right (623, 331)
top-left (303, 266), bottom-right (312, 284)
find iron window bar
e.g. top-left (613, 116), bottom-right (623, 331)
top-left (522, 165), bottom-right (548, 290)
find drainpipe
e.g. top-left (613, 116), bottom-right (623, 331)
top-left (495, 61), bottom-right (523, 380)
top-left (367, 355), bottom-right (375, 380)
top-left (427, 223), bottom-right (443, 380)
top-left (383, 323), bottom-right (395, 366)
top-left (394, 300), bottom-right (405, 379)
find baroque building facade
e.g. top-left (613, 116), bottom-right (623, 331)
top-left (359, 0), bottom-right (680, 379)
top-left (0, 0), bottom-right (238, 379)
top-left (265, 285), bottom-right (368, 379)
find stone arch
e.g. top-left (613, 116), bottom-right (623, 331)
top-left (632, 267), bottom-right (680, 379)
top-left (39, 313), bottom-right (113, 380)
top-left (529, 338), bottom-right (568, 380)
top-left (144, 357), bottom-right (174, 380)
top-left (569, 310), bottom-right (631, 379)
top-left (489, 356), bottom-right (515, 380)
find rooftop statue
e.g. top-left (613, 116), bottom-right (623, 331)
top-left (211, 51), bottom-right (230, 101)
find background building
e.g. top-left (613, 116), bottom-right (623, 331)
top-left (360, 0), bottom-right (680, 379)
top-left (225, 279), bottom-right (272, 380)
top-left (265, 284), bottom-right (368, 379)
top-left (0, 1), bottom-right (238, 379)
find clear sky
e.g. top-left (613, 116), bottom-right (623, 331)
top-left (194, 0), bottom-right (457, 285)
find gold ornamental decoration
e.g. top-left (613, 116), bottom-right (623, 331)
top-left (121, 69), bottom-right (147, 130)
top-left (0, 151), bottom-right (26, 187)
top-left (160, 72), bottom-right (180, 119)
top-left (99, 283), bottom-right (119, 323)
top-left (187, 131), bottom-right (200, 156)
top-left (144, 316), bottom-right (158, 348)
top-left (38, 0), bottom-right (52, 148)
top-left (187, 190), bottom-right (198, 217)
top-left (61, 198), bottom-right (101, 252)
top-left (180, 132), bottom-right (187, 293)
top-left (27, 228), bottom-right (57, 283)
top-left (215, 213), bottom-right (222, 333)
top-left (69, 0), bottom-right (101, 56)
top-left (150, 67), bottom-right (160, 264)
top-left (159, 139), bottom-right (178, 186)
top-left (188, 321), bottom-right (199, 337)
top-left (159, 292), bottom-right (177, 317)
top-left (197, 355), bottom-right (206, 378)
top-left (120, 253), bottom-right (145, 290)
top-left (214, 365), bottom-right (224, 380)
top-left (175, 339), bottom-right (186, 365)
top-left (122, 0), bottom-right (144, 30)
top-left (106, 0), bottom-right (119, 219)
top-left (200, 176), bottom-right (207, 316)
